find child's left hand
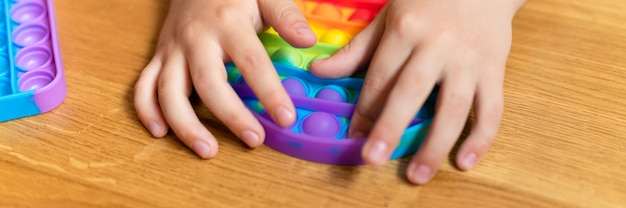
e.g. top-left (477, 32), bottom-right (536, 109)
top-left (310, 0), bottom-right (526, 184)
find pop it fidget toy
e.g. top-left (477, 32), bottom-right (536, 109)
top-left (0, 0), bottom-right (65, 122)
top-left (227, 0), bottom-right (437, 165)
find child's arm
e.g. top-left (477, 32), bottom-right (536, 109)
top-left (310, 0), bottom-right (527, 184)
top-left (134, 0), bottom-right (316, 158)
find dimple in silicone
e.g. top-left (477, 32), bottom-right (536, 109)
top-left (225, 0), bottom-right (437, 165)
top-left (0, 0), bottom-right (66, 122)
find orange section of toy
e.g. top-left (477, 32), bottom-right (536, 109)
top-left (293, 0), bottom-right (387, 46)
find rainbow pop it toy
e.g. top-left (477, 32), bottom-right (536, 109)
top-left (227, 0), bottom-right (437, 165)
top-left (0, 0), bottom-right (65, 122)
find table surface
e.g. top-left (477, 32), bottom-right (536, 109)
top-left (2, 0), bottom-right (625, 207)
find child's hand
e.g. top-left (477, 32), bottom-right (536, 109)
top-left (134, 0), bottom-right (316, 158)
top-left (310, 0), bottom-right (526, 184)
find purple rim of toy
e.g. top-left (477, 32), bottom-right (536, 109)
top-left (10, 0), bottom-right (47, 23)
top-left (231, 83), bottom-right (427, 165)
top-left (33, 0), bottom-right (67, 113)
top-left (18, 69), bottom-right (54, 92)
top-left (258, 111), bottom-right (367, 165)
top-left (15, 46), bottom-right (52, 71)
top-left (12, 23), bottom-right (49, 47)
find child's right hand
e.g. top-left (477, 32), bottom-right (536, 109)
top-left (134, 0), bottom-right (317, 158)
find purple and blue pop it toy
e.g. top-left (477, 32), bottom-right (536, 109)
top-left (0, 0), bottom-right (65, 122)
top-left (225, 0), bottom-right (438, 165)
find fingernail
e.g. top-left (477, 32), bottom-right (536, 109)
top-left (148, 120), bottom-right (162, 136)
top-left (296, 23), bottom-right (315, 37)
top-left (463, 153), bottom-right (478, 170)
top-left (275, 106), bottom-right (295, 127)
top-left (241, 130), bottom-right (260, 147)
top-left (366, 140), bottom-right (388, 166)
top-left (192, 141), bottom-right (211, 159)
top-left (411, 165), bottom-right (433, 184)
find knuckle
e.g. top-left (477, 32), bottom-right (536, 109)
top-left (220, 110), bottom-right (250, 131)
top-left (259, 86), bottom-right (288, 105)
top-left (156, 78), bottom-right (172, 96)
top-left (474, 124), bottom-right (499, 146)
top-left (179, 29), bottom-right (198, 44)
top-left (389, 12), bottom-right (424, 39)
top-left (435, 29), bottom-right (458, 44)
top-left (277, 5), bottom-right (302, 23)
top-left (480, 127), bottom-right (499, 142)
top-left (362, 76), bottom-right (390, 96)
top-left (213, 4), bottom-right (245, 24)
top-left (482, 101), bottom-right (504, 127)
top-left (191, 72), bottom-right (214, 90)
top-left (157, 76), bottom-right (191, 97)
top-left (395, 78), bottom-right (423, 97)
top-left (234, 53), bottom-right (265, 74)
top-left (474, 100), bottom-right (504, 140)
top-left (443, 92), bottom-right (473, 118)
top-left (133, 77), bottom-right (147, 96)
top-left (459, 44), bottom-right (482, 60)
top-left (174, 125), bottom-right (203, 143)
top-left (355, 104), bottom-right (379, 124)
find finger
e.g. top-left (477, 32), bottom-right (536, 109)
top-left (361, 48), bottom-right (442, 166)
top-left (259, 0), bottom-right (317, 48)
top-left (347, 29), bottom-right (415, 139)
top-left (158, 53), bottom-right (218, 159)
top-left (134, 56), bottom-right (170, 137)
top-left (309, 7), bottom-right (388, 78)
top-left (221, 25), bottom-right (296, 128)
top-left (406, 68), bottom-right (477, 185)
top-left (456, 66), bottom-right (504, 171)
top-left (187, 39), bottom-right (265, 148)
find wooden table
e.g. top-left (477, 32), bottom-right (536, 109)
top-left (2, 0), bottom-right (625, 207)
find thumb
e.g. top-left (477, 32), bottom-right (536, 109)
top-left (259, 0), bottom-right (317, 48)
top-left (309, 6), bottom-right (387, 78)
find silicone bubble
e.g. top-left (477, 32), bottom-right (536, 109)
top-left (271, 47), bottom-right (302, 66)
top-left (311, 3), bottom-right (342, 20)
top-left (18, 69), bottom-right (54, 92)
top-left (12, 23), bottom-right (49, 46)
top-left (10, 0), bottom-right (46, 23)
top-left (282, 77), bottom-right (309, 97)
top-left (349, 9), bottom-right (375, 23)
top-left (311, 53), bottom-right (330, 62)
top-left (301, 112), bottom-right (341, 138)
top-left (315, 85), bottom-right (348, 103)
top-left (309, 22), bottom-right (328, 39)
top-left (319, 29), bottom-right (351, 46)
top-left (16, 46), bottom-right (51, 70)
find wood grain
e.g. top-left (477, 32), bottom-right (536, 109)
top-left (1, 0), bottom-right (625, 207)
